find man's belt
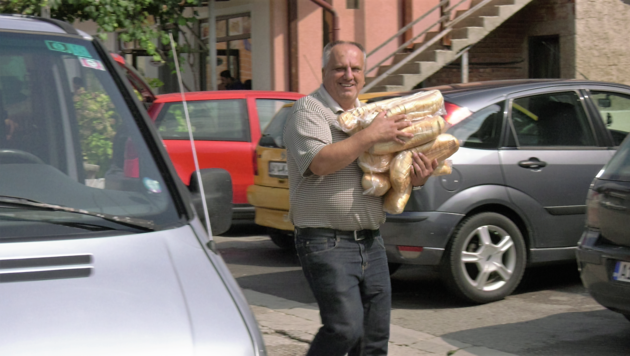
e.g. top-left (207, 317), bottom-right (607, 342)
top-left (295, 227), bottom-right (379, 241)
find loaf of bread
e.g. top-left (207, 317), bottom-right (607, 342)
top-left (370, 115), bottom-right (446, 155)
top-left (432, 160), bottom-right (452, 176)
top-left (385, 90), bottom-right (444, 117)
top-left (337, 90), bottom-right (444, 134)
top-left (389, 134), bottom-right (459, 192)
top-left (383, 184), bottom-right (412, 215)
top-left (361, 173), bottom-right (391, 197)
top-left (358, 152), bottom-right (394, 173)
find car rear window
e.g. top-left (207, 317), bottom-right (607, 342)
top-left (258, 105), bottom-right (293, 148)
top-left (155, 99), bottom-right (250, 141)
top-left (600, 135), bottom-right (630, 181)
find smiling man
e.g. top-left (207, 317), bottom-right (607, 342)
top-left (284, 41), bottom-right (437, 356)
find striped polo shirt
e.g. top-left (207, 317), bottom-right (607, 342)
top-left (284, 85), bottom-right (385, 231)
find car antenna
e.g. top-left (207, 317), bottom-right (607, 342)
top-left (168, 30), bottom-right (213, 238)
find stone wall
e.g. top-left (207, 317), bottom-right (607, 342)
top-left (575, 0), bottom-right (630, 85)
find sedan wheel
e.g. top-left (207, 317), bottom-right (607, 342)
top-left (441, 212), bottom-right (526, 304)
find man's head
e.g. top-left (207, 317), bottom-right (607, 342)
top-left (322, 41), bottom-right (366, 111)
top-left (220, 70), bottom-right (234, 86)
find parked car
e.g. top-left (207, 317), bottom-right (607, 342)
top-left (0, 14), bottom-right (264, 354)
top-left (148, 90), bottom-right (303, 227)
top-left (248, 79), bottom-right (630, 304)
top-left (247, 92), bottom-right (398, 249)
top-left (578, 133), bottom-right (630, 321)
top-left (109, 52), bottom-right (156, 108)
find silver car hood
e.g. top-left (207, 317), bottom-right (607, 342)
top-left (0, 225), bottom-right (255, 356)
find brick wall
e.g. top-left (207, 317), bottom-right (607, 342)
top-left (423, 0), bottom-right (577, 87)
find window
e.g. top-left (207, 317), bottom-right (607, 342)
top-left (590, 91), bottom-right (630, 146)
top-left (201, 13), bottom-right (252, 90)
top-left (255, 99), bottom-right (295, 132)
top-left (509, 91), bottom-right (596, 147)
top-left (446, 102), bottom-right (504, 149)
top-left (156, 99), bottom-right (250, 142)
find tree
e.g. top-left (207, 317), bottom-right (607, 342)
top-left (0, 0), bottom-right (207, 89)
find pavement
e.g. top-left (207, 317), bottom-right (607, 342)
top-left (243, 288), bottom-right (518, 356)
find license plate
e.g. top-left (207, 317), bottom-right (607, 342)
top-left (613, 261), bottom-right (630, 282)
top-left (268, 161), bottom-right (288, 178)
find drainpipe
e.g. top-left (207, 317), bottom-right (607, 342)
top-left (310, 0), bottom-right (339, 42)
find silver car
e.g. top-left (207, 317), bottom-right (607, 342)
top-left (0, 15), bottom-right (264, 355)
top-left (382, 80), bottom-right (630, 303)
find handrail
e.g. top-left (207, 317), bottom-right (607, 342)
top-left (362, 0), bottom-right (493, 93)
top-left (366, 0), bottom-right (449, 59)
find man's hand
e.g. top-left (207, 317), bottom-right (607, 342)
top-left (363, 111), bottom-right (413, 145)
top-left (410, 152), bottom-right (438, 187)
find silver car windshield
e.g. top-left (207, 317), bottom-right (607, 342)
top-left (0, 31), bottom-right (180, 238)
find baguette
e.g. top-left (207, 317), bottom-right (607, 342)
top-left (385, 90), bottom-right (444, 117)
top-left (383, 184), bottom-right (412, 215)
top-left (361, 173), bottom-right (391, 197)
top-left (370, 115), bottom-right (446, 155)
top-left (337, 97), bottom-right (399, 133)
top-left (358, 152), bottom-right (394, 173)
top-left (432, 160), bottom-right (452, 176)
top-left (389, 134), bottom-right (460, 192)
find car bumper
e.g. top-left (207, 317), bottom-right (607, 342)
top-left (577, 229), bottom-right (630, 315)
top-left (381, 211), bottom-right (463, 265)
top-left (232, 204), bottom-right (255, 221)
top-left (254, 207), bottom-right (294, 231)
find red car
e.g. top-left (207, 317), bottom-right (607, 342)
top-left (148, 90), bottom-right (303, 225)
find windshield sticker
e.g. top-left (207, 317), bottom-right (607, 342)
top-left (143, 178), bottom-right (162, 193)
top-left (45, 40), bottom-right (92, 58)
top-left (79, 57), bottom-right (105, 71)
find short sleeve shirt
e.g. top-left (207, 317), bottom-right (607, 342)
top-left (283, 86), bottom-right (385, 231)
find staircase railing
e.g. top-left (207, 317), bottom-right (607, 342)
top-left (361, 0), bottom-right (493, 93)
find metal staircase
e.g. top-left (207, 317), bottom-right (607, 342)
top-left (362, 0), bottom-right (534, 93)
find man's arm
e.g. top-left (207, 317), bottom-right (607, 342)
top-left (309, 111), bottom-right (413, 176)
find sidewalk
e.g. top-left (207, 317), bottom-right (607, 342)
top-left (243, 289), bottom-right (518, 356)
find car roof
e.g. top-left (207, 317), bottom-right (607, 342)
top-left (396, 79), bottom-right (630, 112)
top-left (154, 90), bottom-right (304, 103)
top-left (0, 14), bottom-right (89, 38)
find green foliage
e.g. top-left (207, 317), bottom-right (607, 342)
top-left (0, 0), bottom-right (202, 63)
top-left (74, 88), bottom-right (118, 175)
top-left (145, 77), bottom-right (164, 89)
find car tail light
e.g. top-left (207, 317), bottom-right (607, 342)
top-left (124, 138), bottom-right (139, 178)
top-left (397, 245), bottom-right (423, 259)
top-left (443, 101), bottom-right (472, 126)
top-left (585, 187), bottom-right (601, 229)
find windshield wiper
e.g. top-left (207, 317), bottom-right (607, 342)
top-left (0, 195), bottom-right (155, 231)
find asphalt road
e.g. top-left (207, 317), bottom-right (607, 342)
top-left (217, 223), bottom-right (630, 356)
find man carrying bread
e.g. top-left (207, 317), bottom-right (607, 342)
top-left (284, 40), bottom-right (438, 356)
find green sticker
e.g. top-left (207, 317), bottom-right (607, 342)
top-left (45, 40), bottom-right (92, 58)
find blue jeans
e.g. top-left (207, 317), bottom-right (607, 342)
top-left (295, 228), bottom-right (391, 356)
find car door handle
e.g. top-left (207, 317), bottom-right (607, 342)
top-left (518, 158), bottom-right (547, 169)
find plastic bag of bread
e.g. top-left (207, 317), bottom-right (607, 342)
top-left (369, 115), bottom-right (447, 155)
top-left (358, 152), bottom-right (394, 173)
top-left (361, 173), bottom-right (391, 197)
top-left (383, 184), bottom-right (412, 215)
top-left (389, 134), bottom-right (460, 192)
top-left (336, 90), bottom-right (445, 134)
top-left (432, 160), bottom-right (452, 176)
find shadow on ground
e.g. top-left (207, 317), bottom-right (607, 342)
top-left (442, 309), bottom-right (630, 356)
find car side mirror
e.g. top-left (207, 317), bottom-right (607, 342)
top-left (598, 98), bottom-right (611, 108)
top-left (188, 168), bottom-right (233, 236)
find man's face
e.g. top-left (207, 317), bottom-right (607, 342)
top-left (322, 43), bottom-right (365, 110)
